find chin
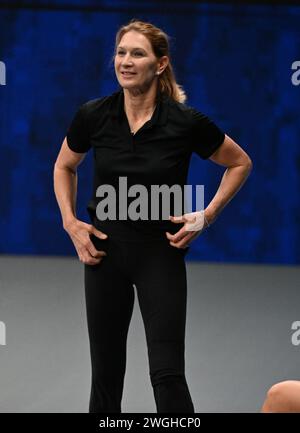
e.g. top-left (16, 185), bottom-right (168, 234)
top-left (120, 83), bottom-right (139, 91)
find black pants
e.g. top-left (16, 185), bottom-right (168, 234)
top-left (84, 233), bottom-right (194, 413)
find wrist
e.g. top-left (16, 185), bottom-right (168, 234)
top-left (204, 208), bottom-right (217, 227)
top-left (63, 214), bottom-right (77, 231)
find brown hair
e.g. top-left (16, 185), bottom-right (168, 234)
top-left (113, 19), bottom-right (187, 103)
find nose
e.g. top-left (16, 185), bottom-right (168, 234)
top-left (121, 53), bottom-right (134, 66)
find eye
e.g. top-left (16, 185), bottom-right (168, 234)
top-left (133, 51), bottom-right (143, 56)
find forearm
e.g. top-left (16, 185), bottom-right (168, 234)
top-left (53, 164), bottom-right (78, 229)
top-left (205, 163), bottom-right (252, 224)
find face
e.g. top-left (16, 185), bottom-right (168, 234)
top-left (114, 30), bottom-right (168, 93)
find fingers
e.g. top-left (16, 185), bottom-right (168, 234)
top-left (66, 220), bottom-right (109, 265)
top-left (166, 231), bottom-right (193, 249)
top-left (79, 239), bottom-right (107, 265)
top-left (85, 234), bottom-right (105, 258)
top-left (166, 218), bottom-right (197, 243)
top-left (168, 214), bottom-right (198, 247)
top-left (91, 227), bottom-right (108, 240)
top-left (77, 223), bottom-right (108, 265)
top-left (87, 245), bottom-right (107, 260)
top-left (166, 229), bottom-right (186, 244)
top-left (167, 212), bottom-right (207, 248)
top-left (82, 234), bottom-right (107, 265)
top-left (169, 215), bottom-right (188, 224)
top-left (79, 252), bottom-right (105, 266)
top-left (169, 241), bottom-right (190, 249)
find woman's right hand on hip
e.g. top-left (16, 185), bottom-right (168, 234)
top-left (64, 218), bottom-right (108, 265)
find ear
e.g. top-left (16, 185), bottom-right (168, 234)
top-left (158, 55), bottom-right (169, 73)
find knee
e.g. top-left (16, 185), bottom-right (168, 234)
top-left (261, 381), bottom-right (295, 413)
top-left (150, 371), bottom-right (186, 388)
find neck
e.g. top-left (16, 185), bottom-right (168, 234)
top-left (123, 86), bottom-right (158, 120)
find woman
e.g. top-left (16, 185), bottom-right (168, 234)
top-left (53, 19), bottom-right (252, 413)
top-left (261, 381), bottom-right (300, 412)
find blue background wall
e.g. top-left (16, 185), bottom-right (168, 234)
top-left (0, 1), bottom-right (299, 263)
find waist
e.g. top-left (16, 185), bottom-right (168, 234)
top-left (92, 217), bottom-right (183, 243)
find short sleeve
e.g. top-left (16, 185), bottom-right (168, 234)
top-left (188, 107), bottom-right (225, 159)
top-left (66, 103), bottom-right (91, 153)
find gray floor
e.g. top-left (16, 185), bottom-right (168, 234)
top-left (0, 255), bottom-right (299, 413)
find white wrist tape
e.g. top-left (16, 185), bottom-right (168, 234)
top-left (184, 211), bottom-right (206, 232)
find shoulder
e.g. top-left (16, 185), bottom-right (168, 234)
top-left (79, 91), bottom-right (118, 118)
top-left (167, 98), bottom-right (208, 127)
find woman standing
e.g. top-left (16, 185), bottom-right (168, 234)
top-left (54, 19), bottom-right (252, 413)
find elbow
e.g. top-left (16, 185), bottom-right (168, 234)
top-left (54, 161), bottom-right (77, 175)
top-left (244, 156), bottom-right (253, 174)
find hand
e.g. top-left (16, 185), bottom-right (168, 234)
top-left (64, 218), bottom-right (108, 265)
top-left (165, 210), bottom-right (210, 249)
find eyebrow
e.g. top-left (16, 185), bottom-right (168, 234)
top-left (117, 46), bottom-right (146, 51)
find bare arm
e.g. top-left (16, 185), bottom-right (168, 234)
top-left (53, 137), bottom-right (107, 265)
top-left (205, 133), bottom-right (253, 224)
top-left (167, 134), bottom-right (253, 248)
top-left (53, 137), bottom-right (85, 229)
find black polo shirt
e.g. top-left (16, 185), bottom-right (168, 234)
top-left (66, 88), bottom-right (225, 241)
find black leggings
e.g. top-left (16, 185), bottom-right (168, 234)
top-left (84, 233), bottom-right (194, 413)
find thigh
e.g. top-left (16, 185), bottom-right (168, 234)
top-left (84, 235), bottom-right (135, 344)
top-left (133, 242), bottom-right (188, 360)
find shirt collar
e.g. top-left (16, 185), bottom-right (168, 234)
top-left (108, 87), bottom-right (170, 126)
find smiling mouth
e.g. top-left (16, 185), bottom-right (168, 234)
top-left (121, 71), bottom-right (136, 76)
